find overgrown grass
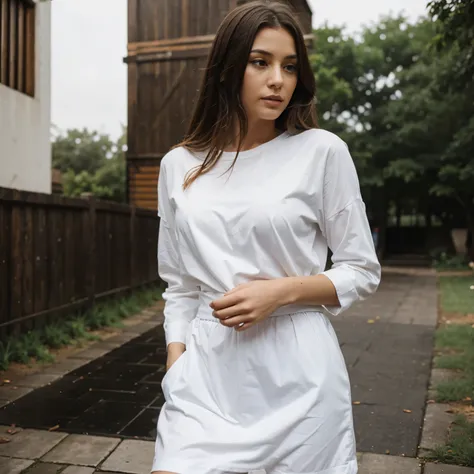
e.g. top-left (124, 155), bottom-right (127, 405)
top-left (434, 324), bottom-right (474, 402)
top-left (438, 276), bottom-right (474, 315)
top-left (0, 286), bottom-right (163, 371)
top-left (427, 415), bottom-right (474, 467)
top-left (433, 254), bottom-right (470, 271)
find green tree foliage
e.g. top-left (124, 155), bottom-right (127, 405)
top-left (428, 0), bottom-right (474, 80)
top-left (52, 127), bottom-right (127, 203)
top-left (312, 12), bottom-right (474, 256)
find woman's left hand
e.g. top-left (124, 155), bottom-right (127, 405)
top-left (209, 280), bottom-right (287, 331)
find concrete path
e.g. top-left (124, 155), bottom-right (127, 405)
top-left (1, 268), bottom-right (471, 473)
top-left (335, 269), bottom-right (438, 456)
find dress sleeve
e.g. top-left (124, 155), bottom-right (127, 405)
top-left (157, 163), bottom-right (199, 346)
top-left (319, 140), bottom-right (381, 315)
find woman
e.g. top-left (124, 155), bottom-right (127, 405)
top-left (153, 1), bottom-right (380, 473)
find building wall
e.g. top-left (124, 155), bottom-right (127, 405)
top-left (0, 2), bottom-right (52, 194)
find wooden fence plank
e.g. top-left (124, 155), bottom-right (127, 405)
top-left (33, 206), bottom-right (47, 314)
top-left (10, 204), bottom-right (23, 330)
top-left (64, 210), bottom-right (75, 305)
top-left (22, 206), bottom-right (34, 327)
top-left (85, 198), bottom-right (96, 308)
top-left (47, 209), bottom-right (59, 311)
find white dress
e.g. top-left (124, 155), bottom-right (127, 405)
top-left (152, 129), bottom-right (381, 474)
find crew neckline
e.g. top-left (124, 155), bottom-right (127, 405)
top-left (218, 131), bottom-right (289, 161)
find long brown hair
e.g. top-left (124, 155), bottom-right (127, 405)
top-left (178, 0), bottom-right (318, 189)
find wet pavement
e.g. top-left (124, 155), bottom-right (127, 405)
top-left (0, 270), bottom-right (438, 457)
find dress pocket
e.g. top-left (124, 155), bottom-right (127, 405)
top-left (161, 351), bottom-right (187, 398)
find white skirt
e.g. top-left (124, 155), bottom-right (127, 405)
top-left (152, 308), bottom-right (358, 474)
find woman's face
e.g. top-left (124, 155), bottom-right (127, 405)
top-left (241, 27), bottom-right (298, 124)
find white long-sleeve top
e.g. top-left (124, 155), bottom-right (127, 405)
top-left (157, 128), bottom-right (381, 346)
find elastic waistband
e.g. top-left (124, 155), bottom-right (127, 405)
top-left (196, 290), bottom-right (323, 322)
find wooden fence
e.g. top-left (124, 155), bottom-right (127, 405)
top-left (0, 187), bottom-right (160, 337)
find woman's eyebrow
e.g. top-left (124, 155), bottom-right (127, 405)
top-left (250, 49), bottom-right (297, 59)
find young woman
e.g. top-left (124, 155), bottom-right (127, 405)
top-left (152, 2), bottom-right (380, 473)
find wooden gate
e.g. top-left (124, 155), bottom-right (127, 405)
top-left (125, 0), bottom-right (313, 210)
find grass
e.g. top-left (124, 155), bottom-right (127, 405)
top-left (434, 324), bottom-right (474, 403)
top-left (0, 285), bottom-right (163, 372)
top-left (438, 276), bottom-right (474, 315)
top-left (427, 415), bottom-right (474, 467)
top-left (427, 274), bottom-right (474, 467)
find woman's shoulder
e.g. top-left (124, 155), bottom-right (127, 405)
top-left (160, 145), bottom-right (202, 172)
top-left (289, 128), bottom-right (348, 153)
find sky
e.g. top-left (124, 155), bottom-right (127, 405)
top-left (51, 0), bottom-right (431, 141)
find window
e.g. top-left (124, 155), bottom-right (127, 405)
top-left (0, 0), bottom-right (35, 96)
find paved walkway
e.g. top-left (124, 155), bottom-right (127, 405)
top-left (337, 269), bottom-right (438, 456)
top-left (0, 269), bottom-right (473, 473)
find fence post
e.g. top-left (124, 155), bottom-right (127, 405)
top-left (85, 196), bottom-right (96, 309)
top-left (130, 205), bottom-right (136, 288)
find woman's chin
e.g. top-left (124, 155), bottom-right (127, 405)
top-left (253, 110), bottom-right (284, 122)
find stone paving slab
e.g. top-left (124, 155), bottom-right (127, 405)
top-left (14, 373), bottom-right (61, 389)
top-left (103, 333), bottom-right (138, 344)
top-left (42, 434), bottom-right (120, 467)
top-left (40, 359), bottom-right (88, 376)
top-left (358, 453), bottom-right (422, 473)
top-left (424, 464), bottom-right (474, 473)
top-left (419, 403), bottom-right (454, 453)
top-left (0, 385), bottom-right (32, 404)
top-left (62, 467), bottom-right (95, 474)
top-left (0, 426), bottom-right (67, 459)
top-left (0, 457), bottom-right (34, 474)
top-left (23, 462), bottom-right (67, 473)
top-left (100, 440), bottom-right (155, 474)
top-left (121, 322), bottom-right (160, 335)
top-left (69, 347), bottom-right (114, 360)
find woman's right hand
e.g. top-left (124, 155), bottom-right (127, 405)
top-left (166, 342), bottom-right (186, 371)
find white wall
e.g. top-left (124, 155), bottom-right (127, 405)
top-left (0, 2), bottom-right (52, 194)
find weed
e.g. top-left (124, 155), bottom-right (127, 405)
top-left (427, 415), bottom-right (474, 467)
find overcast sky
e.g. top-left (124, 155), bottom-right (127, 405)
top-left (51, 0), bottom-right (430, 140)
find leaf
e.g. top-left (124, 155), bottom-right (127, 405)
top-left (367, 319), bottom-right (375, 324)
top-left (353, 401), bottom-right (361, 405)
top-left (0, 437), bottom-right (10, 444)
top-left (403, 409), bottom-right (412, 413)
top-left (48, 425), bottom-right (59, 432)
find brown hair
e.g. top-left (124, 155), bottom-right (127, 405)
top-left (177, 0), bottom-right (318, 189)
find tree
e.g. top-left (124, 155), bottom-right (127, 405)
top-left (428, 0), bottom-right (474, 81)
top-left (52, 128), bottom-right (114, 175)
top-left (311, 17), bottom-right (436, 239)
top-left (52, 127), bottom-right (127, 203)
top-left (312, 13), bottom-right (474, 258)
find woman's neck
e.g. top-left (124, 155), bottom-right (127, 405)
top-left (226, 120), bottom-right (278, 152)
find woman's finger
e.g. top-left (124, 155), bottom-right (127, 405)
top-left (210, 293), bottom-right (241, 311)
top-left (219, 315), bottom-right (250, 327)
top-left (213, 304), bottom-right (248, 320)
top-left (235, 322), bottom-right (253, 331)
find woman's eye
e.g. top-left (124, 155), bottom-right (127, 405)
top-left (251, 59), bottom-right (267, 67)
top-left (285, 64), bottom-right (297, 73)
